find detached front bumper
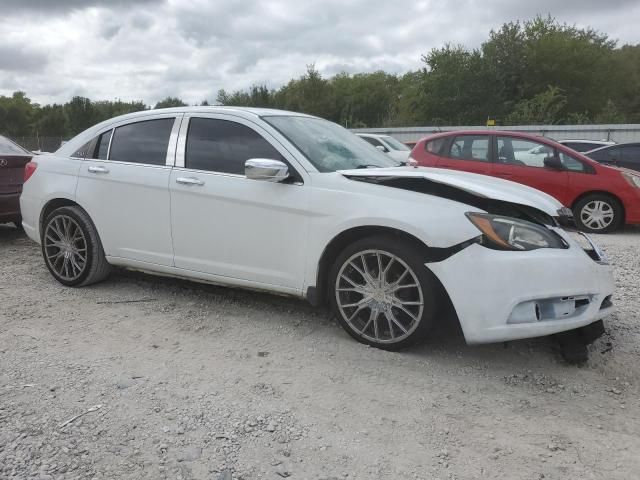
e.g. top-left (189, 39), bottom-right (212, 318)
top-left (427, 231), bottom-right (614, 344)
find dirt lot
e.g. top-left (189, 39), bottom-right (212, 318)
top-left (1, 225), bottom-right (639, 480)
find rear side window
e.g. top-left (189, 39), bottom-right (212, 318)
top-left (94, 130), bottom-right (112, 160)
top-left (562, 142), bottom-right (602, 153)
top-left (425, 137), bottom-right (445, 154)
top-left (621, 145), bottom-right (640, 164)
top-left (447, 135), bottom-right (490, 161)
top-left (590, 147), bottom-right (622, 162)
top-left (185, 118), bottom-right (283, 175)
top-left (109, 118), bottom-right (174, 165)
top-left (72, 142), bottom-right (92, 159)
top-left (361, 136), bottom-right (383, 148)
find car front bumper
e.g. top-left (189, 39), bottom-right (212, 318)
top-left (427, 231), bottom-right (614, 344)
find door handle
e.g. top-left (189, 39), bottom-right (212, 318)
top-left (176, 177), bottom-right (204, 186)
top-left (88, 166), bottom-right (109, 174)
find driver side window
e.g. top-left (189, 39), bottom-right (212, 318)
top-left (185, 118), bottom-right (284, 175)
top-left (497, 137), bottom-right (553, 168)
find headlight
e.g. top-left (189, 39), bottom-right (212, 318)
top-left (622, 172), bottom-right (640, 189)
top-left (466, 213), bottom-right (568, 251)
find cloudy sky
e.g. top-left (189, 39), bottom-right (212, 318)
top-left (0, 0), bottom-right (638, 106)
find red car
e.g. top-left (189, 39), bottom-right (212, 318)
top-left (410, 130), bottom-right (640, 233)
top-left (0, 135), bottom-right (33, 228)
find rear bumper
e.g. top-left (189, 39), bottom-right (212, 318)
top-left (427, 231), bottom-right (614, 344)
top-left (0, 192), bottom-right (21, 223)
top-left (18, 193), bottom-right (40, 242)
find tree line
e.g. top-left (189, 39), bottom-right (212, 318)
top-left (1, 16), bottom-right (639, 142)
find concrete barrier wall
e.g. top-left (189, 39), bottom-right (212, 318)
top-left (352, 124), bottom-right (640, 145)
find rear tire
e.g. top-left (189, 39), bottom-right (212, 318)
top-left (328, 234), bottom-right (439, 351)
top-left (41, 206), bottom-right (111, 286)
top-left (573, 194), bottom-right (622, 234)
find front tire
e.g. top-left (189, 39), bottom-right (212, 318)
top-left (573, 194), bottom-right (622, 234)
top-left (41, 206), bottom-right (111, 286)
top-left (328, 235), bottom-right (438, 350)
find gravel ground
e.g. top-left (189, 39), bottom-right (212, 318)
top-left (1, 224), bottom-right (639, 480)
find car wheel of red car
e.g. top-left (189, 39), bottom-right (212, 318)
top-left (573, 194), bottom-right (622, 234)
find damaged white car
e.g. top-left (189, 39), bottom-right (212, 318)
top-left (20, 108), bottom-right (614, 354)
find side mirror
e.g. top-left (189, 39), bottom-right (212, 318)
top-left (245, 158), bottom-right (289, 182)
top-left (375, 145), bottom-right (388, 153)
top-left (543, 155), bottom-right (564, 170)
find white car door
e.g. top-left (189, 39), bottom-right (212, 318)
top-left (169, 114), bottom-right (310, 292)
top-left (75, 114), bottom-right (180, 266)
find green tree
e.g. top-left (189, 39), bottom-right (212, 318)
top-left (63, 96), bottom-right (97, 137)
top-left (416, 45), bottom-right (497, 125)
top-left (33, 104), bottom-right (67, 137)
top-left (154, 97), bottom-right (187, 109)
top-left (595, 99), bottom-right (625, 124)
top-left (504, 86), bottom-right (568, 125)
top-left (0, 91), bottom-right (34, 137)
top-left (483, 16), bottom-right (616, 120)
top-left (275, 64), bottom-right (338, 120)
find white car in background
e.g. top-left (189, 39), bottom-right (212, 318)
top-left (20, 107), bottom-right (613, 353)
top-left (356, 133), bottom-right (412, 163)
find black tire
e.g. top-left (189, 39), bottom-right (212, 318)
top-left (573, 193), bottom-right (622, 234)
top-left (13, 221), bottom-right (23, 231)
top-left (328, 234), bottom-right (439, 351)
top-left (558, 335), bottom-right (589, 365)
top-left (41, 206), bottom-right (111, 287)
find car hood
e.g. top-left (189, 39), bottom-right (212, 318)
top-left (339, 166), bottom-right (563, 216)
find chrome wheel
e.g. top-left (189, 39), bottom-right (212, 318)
top-left (580, 200), bottom-right (614, 231)
top-left (335, 249), bottom-right (424, 344)
top-left (43, 215), bottom-right (88, 281)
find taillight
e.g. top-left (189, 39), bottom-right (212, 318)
top-left (24, 161), bottom-right (38, 182)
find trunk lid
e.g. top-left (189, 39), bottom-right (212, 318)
top-left (0, 154), bottom-right (32, 194)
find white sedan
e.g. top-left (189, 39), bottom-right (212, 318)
top-left (20, 107), bottom-right (614, 350)
top-left (356, 133), bottom-right (411, 163)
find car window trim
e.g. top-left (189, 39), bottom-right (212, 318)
top-left (106, 116), bottom-right (180, 167)
top-left (175, 114), bottom-right (305, 185)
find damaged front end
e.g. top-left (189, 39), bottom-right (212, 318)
top-left (345, 173), bottom-right (575, 259)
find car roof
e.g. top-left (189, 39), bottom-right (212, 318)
top-left (56, 106), bottom-right (316, 156)
top-left (356, 133), bottom-right (390, 139)
top-left (587, 142), bottom-right (640, 153)
top-left (107, 106), bottom-right (313, 123)
top-left (559, 139), bottom-right (614, 144)
top-left (419, 130), bottom-right (548, 142)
